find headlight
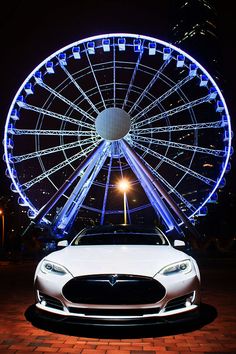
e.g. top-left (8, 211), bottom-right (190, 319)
top-left (159, 259), bottom-right (192, 276)
top-left (40, 260), bottom-right (69, 275)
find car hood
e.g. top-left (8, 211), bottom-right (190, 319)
top-left (46, 245), bottom-right (188, 278)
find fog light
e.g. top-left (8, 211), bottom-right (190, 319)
top-left (185, 294), bottom-right (194, 307)
top-left (41, 300), bottom-right (47, 306)
top-left (185, 299), bottom-right (192, 307)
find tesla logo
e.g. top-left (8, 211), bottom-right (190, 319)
top-left (108, 274), bottom-right (118, 286)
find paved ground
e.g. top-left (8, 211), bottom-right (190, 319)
top-left (0, 254), bottom-right (236, 354)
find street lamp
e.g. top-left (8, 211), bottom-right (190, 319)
top-left (117, 179), bottom-right (130, 225)
top-left (0, 209), bottom-right (5, 248)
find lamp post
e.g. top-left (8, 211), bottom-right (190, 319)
top-left (0, 209), bottom-right (5, 248)
top-left (117, 179), bottom-right (130, 225)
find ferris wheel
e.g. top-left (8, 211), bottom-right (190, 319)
top-left (3, 33), bottom-right (232, 236)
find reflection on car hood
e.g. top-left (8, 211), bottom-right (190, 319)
top-left (46, 245), bottom-right (188, 277)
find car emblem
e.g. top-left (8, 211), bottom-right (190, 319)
top-left (108, 274), bottom-right (118, 286)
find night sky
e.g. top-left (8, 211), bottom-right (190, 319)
top-left (0, 0), bottom-right (235, 238)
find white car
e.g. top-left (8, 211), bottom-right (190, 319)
top-left (34, 224), bottom-right (201, 325)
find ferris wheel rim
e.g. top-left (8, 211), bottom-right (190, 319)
top-left (4, 33), bottom-right (232, 226)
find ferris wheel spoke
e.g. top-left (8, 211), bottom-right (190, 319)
top-left (132, 75), bottom-right (192, 123)
top-left (130, 134), bottom-right (225, 157)
top-left (113, 40), bottom-right (116, 107)
top-left (12, 137), bottom-right (96, 163)
top-left (101, 152), bottom-right (113, 224)
top-left (54, 142), bottom-right (110, 230)
top-left (11, 128), bottom-right (96, 137)
top-left (132, 120), bottom-right (223, 134)
top-left (20, 103), bottom-right (95, 130)
top-left (132, 93), bottom-right (212, 129)
top-left (122, 45), bottom-right (144, 110)
top-left (131, 140), bottom-right (216, 186)
top-left (136, 154), bottom-right (196, 212)
top-left (84, 45), bottom-right (106, 109)
top-left (128, 58), bottom-right (171, 116)
top-left (60, 64), bottom-right (99, 115)
top-left (39, 82), bottom-right (95, 123)
top-left (22, 142), bottom-right (100, 190)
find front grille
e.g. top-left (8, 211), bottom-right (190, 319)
top-left (39, 292), bottom-right (64, 311)
top-left (165, 292), bottom-right (194, 312)
top-left (62, 274), bottom-right (165, 305)
top-left (68, 307), bottom-right (160, 317)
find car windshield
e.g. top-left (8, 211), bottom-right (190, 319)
top-left (71, 225), bottom-right (168, 246)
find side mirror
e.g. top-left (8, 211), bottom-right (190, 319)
top-left (174, 239), bottom-right (186, 247)
top-left (57, 240), bottom-right (68, 248)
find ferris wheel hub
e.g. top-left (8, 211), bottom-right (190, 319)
top-left (95, 107), bottom-right (131, 141)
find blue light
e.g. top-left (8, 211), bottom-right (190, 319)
top-left (163, 47), bottom-right (171, 60)
top-left (6, 138), bottom-right (14, 149)
top-left (16, 95), bottom-right (26, 107)
top-left (24, 82), bottom-right (34, 94)
top-left (133, 39), bottom-right (142, 52)
top-left (223, 130), bottom-right (230, 141)
top-left (218, 177), bottom-right (226, 189)
top-left (221, 115), bottom-right (228, 127)
top-left (208, 192), bottom-right (218, 203)
top-left (216, 100), bottom-right (224, 112)
top-left (10, 109), bottom-right (19, 121)
top-left (18, 196), bottom-right (28, 206)
top-left (27, 209), bottom-right (36, 219)
top-left (10, 183), bottom-right (18, 193)
top-left (198, 206), bottom-right (208, 216)
top-left (45, 61), bottom-right (54, 74)
top-left (176, 54), bottom-right (185, 67)
top-left (87, 41), bottom-right (95, 54)
top-left (148, 42), bottom-right (156, 55)
top-left (58, 53), bottom-right (67, 66)
top-left (209, 86), bottom-right (217, 99)
top-left (199, 74), bottom-right (208, 86)
top-left (34, 71), bottom-right (43, 84)
top-left (189, 63), bottom-right (197, 76)
top-left (118, 37), bottom-right (126, 51)
top-left (72, 46), bottom-right (81, 59)
top-left (102, 38), bottom-right (110, 52)
top-left (221, 162), bottom-right (231, 173)
top-left (7, 123), bottom-right (14, 134)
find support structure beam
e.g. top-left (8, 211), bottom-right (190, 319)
top-left (32, 140), bottom-right (106, 224)
top-left (54, 142), bottom-right (110, 231)
top-left (121, 141), bottom-right (183, 234)
top-left (121, 139), bottom-right (202, 240)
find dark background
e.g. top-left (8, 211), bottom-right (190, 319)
top-left (0, 0), bottom-right (235, 242)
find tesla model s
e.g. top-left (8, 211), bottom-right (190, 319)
top-left (34, 224), bottom-right (201, 325)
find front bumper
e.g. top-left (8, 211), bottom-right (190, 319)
top-left (34, 270), bottom-right (201, 325)
top-left (34, 304), bottom-right (200, 327)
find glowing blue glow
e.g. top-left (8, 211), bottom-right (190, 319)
top-left (199, 74), bottom-right (208, 86)
top-left (34, 71), bottom-right (43, 84)
top-left (58, 53), bottom-right (67, 66)
top-left (45, 61), bottom-right (54, 74)
top-left (102, 38), bottom-right (110, 52)
top-left (87, 41), bottom-right (95, 54)
top-left (133, 39), bottom-right (142, 52)
top-left (189, 63), bottom-right (197, 76)
top-left (118, 37), bottom-right (126, 51)
top-left (10, 109), bottom-right (19, 120)
top-left (148, 42), bottom-right (156, 55)
top-left (177, 54), bottom-right (185, 67)
top-left (24, 82), bottom-right (34, 94)
top-left (163, 47), bottom-right (171, 60)
top-left (72, 46), bottom-right (81, 59)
